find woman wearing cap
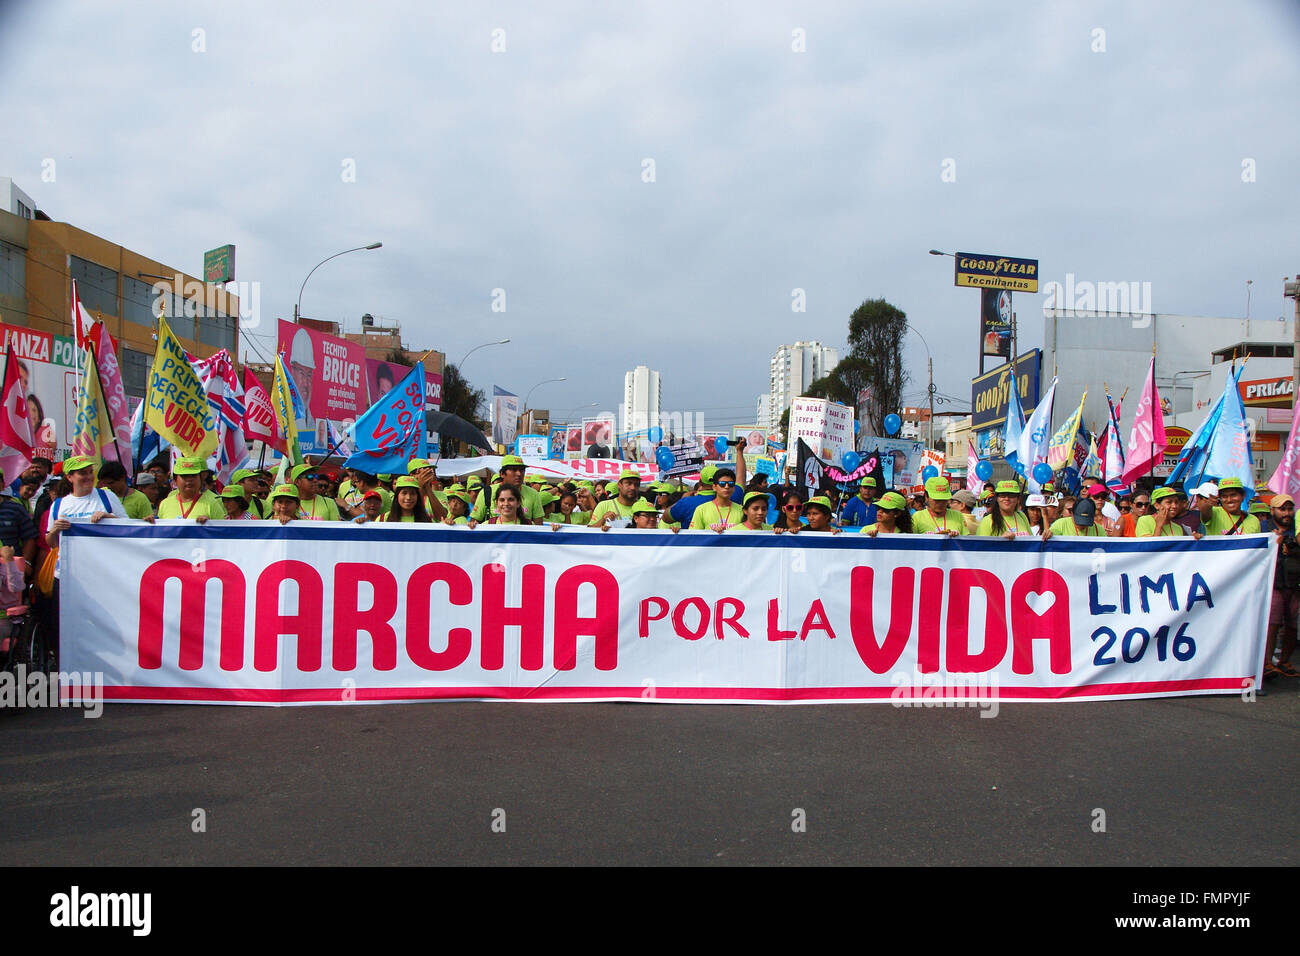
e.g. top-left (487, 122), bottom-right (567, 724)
top-left (158, 457), bottom-right (225, 520)
top-left (977, 480), bottom-right (1032, 538)
top-left (382, 476), bottom-right (434, 523)
top-left (630, 499), bottom-right (660, 529)
top-left (552, 490), bottom-right (580, 524)
top-left (1135, 487), bottom-right (1202, 538)
top-left (443, 489), bottom-right (472, 526)
top-left (800, 496), bottom-right (842, 534)
top-left (219, 486), bottom-right (260, 521)
top-left (1024, 494), bottom-right (1048, 536)
top-left (269, 484), bottom-right (301, 525)
top-left (861, 491), bottom-right (912, 536)
top-left (726, 492), bottom-right (773, 532)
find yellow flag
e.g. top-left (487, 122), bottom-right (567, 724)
top-left (272, 354), bottom-right (303, 465)
top-left (70, 343), bottom-right (115, 463)
top-left (145, 314), bottom-right (218, 457)
top-left (1047, 390), bottom-right (1087, 471)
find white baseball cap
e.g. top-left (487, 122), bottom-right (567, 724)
top-left (1190, 481), bottom-right (1219, 498)
top-left (1025, 494), bottom-right (1047, 507)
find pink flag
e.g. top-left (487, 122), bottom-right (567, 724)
top-left (0, 345), bottom-right (34, 485)
top-left (966, 438), bottom-right (981, 494)
top-left (87, 323), bottom-right (134, 475)
top-left (243, 367), bottom-right (278, 447)
top-left (1268, 403), bottom-right (1300, 497)
top-left (1121, 357), bottom-right (1167, 485)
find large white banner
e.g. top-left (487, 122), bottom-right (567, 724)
top-left (60, 525), bottom-right (1273, 706)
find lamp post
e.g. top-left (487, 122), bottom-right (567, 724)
top-left (295, 242), bottom-right (383, 323)
top-left (523, 377), bottom-right (566, 412)
top-left (906, 323), bottom-right (936, 451)
top-left (456, 338), bottom-right (510, 371)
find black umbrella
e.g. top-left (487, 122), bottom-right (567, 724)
top-left (426, 410), bottom-right (492, 452)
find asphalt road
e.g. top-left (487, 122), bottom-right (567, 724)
top-left (1, 684), bottom-right (1297, 866)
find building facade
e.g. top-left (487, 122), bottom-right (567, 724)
top-left (622, 365), bottom-right (661, 432)
top-left (766, 341), bottom-right (838, 426)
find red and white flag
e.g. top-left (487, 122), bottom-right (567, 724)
top-left (243, 367), bottom-right (279, 449)
top-left (86, 323), bottom-right (135, 476)
top-left (1121, 357), bottom-right (1167, 485)
top-left (71, 279), bottom-right (96, 351)
top-left (0, 345), bottom-right (35, 485)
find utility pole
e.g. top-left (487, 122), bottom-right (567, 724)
top-left (927, 356), bottom-right (935, 450)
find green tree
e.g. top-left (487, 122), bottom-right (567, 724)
top-left (439, 363), bottom-right (486, 455)
top-left (803, 299), bottom-right (909, 437)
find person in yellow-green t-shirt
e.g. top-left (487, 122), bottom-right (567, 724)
top-left (382, 476), bottom-right (435, 522)
top-left (976, 479), bottom-right (1034, 538)
top-left (157, 457), bottom-right (225, 520)
top-left (589, 469), bottom-right (646, 528)
top-left (724, 491), bottom-right (773, 532)
top-left (860, 491), bottom-right (912, 535)
top-left (1045, 497), bottom-right (1107, 538)
top-left (1135, 487), bottom-right (1201, 538)
top-left (690, 467), bottom-right (745, 531)
top-left (911, 477), bottom-right (968, 536)
top-left (1196, 477), bottom-right (1261, 535)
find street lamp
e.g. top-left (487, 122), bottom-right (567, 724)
top-left (456, 339), bottom-right (510, 370)
top-left (906, 324), bottom-right (936, 450)
top-left (523, 377), bottom-right (566, 412)
top-left (295, 242), bottom-right (383, 322)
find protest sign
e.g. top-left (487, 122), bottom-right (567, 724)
top-left (861, 437), bottom-right (926, 489)
top-left (145, 315), bottom-right (218, 457)
top-left (548, 425), bottom-right (567, 460)
top-left (516, 434), bottom-right (548, 457)
top-left (659, 441), bottom-right (704, 477)
top-left (62, 525), bottom-right (1273, 706)
top-left (790, 397), bottom-right (855, 464)
top-left (581, 415), bottom-right (616, 458)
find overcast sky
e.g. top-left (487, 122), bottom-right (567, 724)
top-left (2, 0), bottom-right (1297, 430)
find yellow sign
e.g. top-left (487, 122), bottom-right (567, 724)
top-left (955, 253), bottom-right (1039, 293)
top-left (145, 314), bottom-right (218, 457)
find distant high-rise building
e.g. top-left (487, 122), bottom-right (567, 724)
top-left (767, 341), bottom-right (839, 425)
top-left (622, 365), bottom-right (662, 432)
top-left (755, 394), bottom-right (772, 431)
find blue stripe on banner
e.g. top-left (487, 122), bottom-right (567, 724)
top-left (63, 523), bottom-right (1270, 553)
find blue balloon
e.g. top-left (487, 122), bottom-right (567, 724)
top-left (975, 460), bottom-right (993, 481)
top-left (842, 451), bottom-right (861, 473)
top-left (884, 413), bottom-right (902, 436)
top-left (921, 465), bottom-right (939, 481)
top-left (853, 421), bottom-right (860, 435)
top-left (714, 436), bottom-right (728, 454)
top-left (1033, 462), bottom-right (1053, 485)
top-left (656, 447), bottom-right (674, 470)
top-left (648, 426), bottom-right (663, 443)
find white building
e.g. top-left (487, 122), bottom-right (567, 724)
top-left (622, 365), bottom-right (662, 432)
top-left (755, 394), bottom-right (772, 430)
top-left (767, 341), bottom-right (839, 426)
top-left (0, 178), bottom-right (36, 219)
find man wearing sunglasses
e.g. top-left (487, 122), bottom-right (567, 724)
top-left (290, 463), bottom-right (341, 521)
top-left (689, 468), bottom-right (745, 531)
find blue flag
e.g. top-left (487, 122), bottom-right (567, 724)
top-left (1002, 367), bottom-right (1026, 476)
top-left (344, 363), bottom-right (427, 475)
top-left (1164, 367), bottom-right (1254, 501)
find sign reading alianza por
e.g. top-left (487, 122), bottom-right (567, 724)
top-left (954, 252), bottom-right (1039, 293)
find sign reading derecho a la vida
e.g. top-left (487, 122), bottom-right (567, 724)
top-left (955, 252), bottom-right (1039, 293)
top-left (60, 525), bottom-right (1272, 706)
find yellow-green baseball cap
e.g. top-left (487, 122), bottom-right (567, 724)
top-left (63, 455), bottom-right (97, 474)
top-left (377, 473), bottom-right (393, 482)
top-left (924, 476), bottom-right (953, 500)
top-left (290, 463), bottom-right (316, 481)
top-left (447, 490), bottom-right (471, 505)
top-left (877, 491), bottom-right (907, 511)
top-left (407, 458), bottom-right (432, 472)
top-left (1218, 477), bottom-right (1245, 491)
top-left (618, 468), bottom-right (641, 483)
top-left (174, 457), bottom-right (207, 476)
top-left (231, 468), bottom-right (258, 483)
top-left (804, 495), bottom-right (833, 512)
top-left (604, 482), bottom-right (617, 494)
top-left (394, 476), bottom-right (421, 489)
top-left (1151, 486), bottom-right (1178, 502)
top-left (700, 464), bottom-right (718, 484)
top-left (994, 479), bottom-right (1022, 494)
top-left (631, 499), bottom-right (658, 515)
top-left (220, 485), bottom-right (248, 500)
top-left (742, 491), bottom-right (770, 508)
top-left (272, 483), bottom-right (300, 500)
top-left (500, 455), bottom-right (525, 469)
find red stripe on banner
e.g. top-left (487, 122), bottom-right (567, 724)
top-left (82, 677), bottom-right (1251, 704)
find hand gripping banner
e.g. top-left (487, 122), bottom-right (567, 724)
top-left (59, 524), bottom-right (1274, 706)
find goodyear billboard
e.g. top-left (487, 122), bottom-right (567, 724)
top-left (955, 252), bottom-right (1039, 293)
top-left (971, 349), bottom-right (1042, 432)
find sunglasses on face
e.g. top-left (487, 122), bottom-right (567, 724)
top-left (783, 504), bottom-right (801, 511)
top-left (1134, 501), bottom-right (1150, 508)
top-left (715, 481), bottom-right (735, 488)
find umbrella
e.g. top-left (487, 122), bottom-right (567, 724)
top-left (426, 410), bottom-right (492, 452)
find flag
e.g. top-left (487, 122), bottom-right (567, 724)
top-left (145, 314), bottom-right (219, 457)
top-left (1002, 367), bottom-right (1027, 476)
top-left (327, 419), bottom-right (353, 457)
top-left (242, 367), bottom-right (279, 449)
top-left (0, 344), bottom-right (34, 486)
top-left (1269, 393), bottom-right (1300, 497)
top-left (1047, 390), bottom-right (1087, 471)
top-left (272, 354), bottom-right (303, 466)
top-left (1080, 431), bottom-right (1101, 480)
top-left (189, 349), bottom-right (249, 484)
top-left (86, 322), bottom-right (134, 476)
top-left (1163, 366), bottom-right (1255, 501)
top-left (795, 438), bottom-right (828, 496)
top-left (70, 342), bottom-right (118, 464)
top-left (130, 398), bottom-right (167, 472)
top-left (1101, 392), bottom-right (1128, 493)
top-left (966, 438), bottom-right (981, 494)
top-left (1016, 376), bottom-right (1058, 491)
top-left (1121, 356), bottom-right (1167, 485)
top-left (1073, 422), bottom-right (1093, 473)
top-left (343, 363), bottom-right (427, 475)
top-left (70, 278), bottom-right (96, 351)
